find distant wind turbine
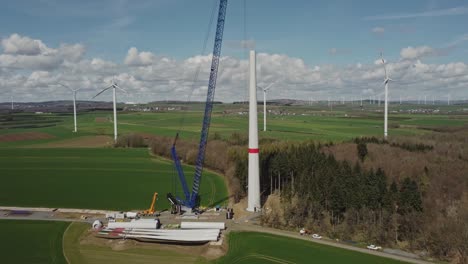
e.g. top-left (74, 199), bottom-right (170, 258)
top-left (93, 79), bottom-right (127, 142)
top-left (258, 82), bottom-right (275, 132)
top-left (381, 52), bottom-right (392, 139)
top-left (57, 83), bottom-right (80, 133)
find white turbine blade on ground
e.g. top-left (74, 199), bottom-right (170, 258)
top-left (93, 86), bottom-right (113, 99)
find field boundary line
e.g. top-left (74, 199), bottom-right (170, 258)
top-left (62, 222), bottom-right (72, 264)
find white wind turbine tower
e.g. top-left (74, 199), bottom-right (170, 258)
top-left (57, 83), bottom-right (80, 133)
top-left (258, 82), bottom-right (275, 132)
top-left (93, 79), bottom-right (126, 142)
top-left (381, 52), bottom-right (392, 139)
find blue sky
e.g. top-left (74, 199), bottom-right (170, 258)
top-left (0, 0), bottom-right (467, 102)
top-left (2, 0), bottom-right (467, 64)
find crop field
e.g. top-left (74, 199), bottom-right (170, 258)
top-left (0, 220), bottom-right (69, 264)
top-left (3, 104), bottom-right (468, 147)
top-left (0, 148), bottom-right (228, 210)
top-left (214, 232), bottom-right (405, 264)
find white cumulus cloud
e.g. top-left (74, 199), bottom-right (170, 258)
top-left (372, 27), bottom-right (385, 34)
top-left (124, 47), bottom-right (155, 66)
top-left (0, 34), bottom-right (86, 70)
top-left (2, 34), bottom-right (50, 55)
top-left (1, 34), bottom-right (468, 103)
top-left (400, 46), bottom-right (434, 60)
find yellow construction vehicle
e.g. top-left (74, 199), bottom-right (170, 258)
top-left (141, 192), bottom-right (158, 216)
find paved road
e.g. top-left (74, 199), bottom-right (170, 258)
top-left (0, 209), bottom-right (95, 223)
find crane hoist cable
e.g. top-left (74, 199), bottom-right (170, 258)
top-left (171, 0), bottom-right (228, 209)
top-left (171, 0), bottom-right (218, 200)
top-left (176, 0), bottom-right (219, 135)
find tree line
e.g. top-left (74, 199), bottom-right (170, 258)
top-left (148, 131), bottom-right (467, 263)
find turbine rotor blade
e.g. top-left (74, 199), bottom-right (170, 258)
top-left (264, 83), bottom-right (275, 91)
top-left (92, 86), bottom-right (113, 99)
top-left (380, 52), bottom-right (388, 79)
top-left (114, 84), bottom-right (127, 93)
top-left (57, 83), bottom-right (73, 91)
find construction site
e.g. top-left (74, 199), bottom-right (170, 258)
top-left (2, 0), bottom-right (468, 263)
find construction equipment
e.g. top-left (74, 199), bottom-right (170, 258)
top-left (171, 0), bottom-right (228, 209)
top-left (167, 192), bottom-right (182, 214)
top-left (141, 192), bottom-right (158, 216)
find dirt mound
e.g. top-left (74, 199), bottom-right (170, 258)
top-left (0, 132), bottom-right (55, 142)
top-left (95, 117), bottom-right (108, 123)
top-left (261, 193), bottom-right (286, 227)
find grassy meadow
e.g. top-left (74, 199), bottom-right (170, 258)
top-left (0, 148), bottom-right (227, 210)
top-left (214, 232), bottom-right (405, 264)
top-left (2, 103), bottom-right (468, 146)
top-left (0, 220), bottom-right (69, 264)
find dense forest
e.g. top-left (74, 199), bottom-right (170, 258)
top-left (148, 128), bottom-right (468, 263)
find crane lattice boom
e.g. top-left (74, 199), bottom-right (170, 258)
top-left (171, 0), bottom-right (228, 209)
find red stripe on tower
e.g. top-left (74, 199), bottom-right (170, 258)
top-left (248, 148), bottom-right (259, 154)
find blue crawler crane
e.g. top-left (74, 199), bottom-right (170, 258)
top-left (169, 0), bottom-right (228, 210)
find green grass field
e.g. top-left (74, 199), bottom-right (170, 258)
top-left (214, 232), bottom-right (405, 264)
top-left (0, 220), bottom-right (69, 264)
top-left (0, 148), bottom-right (228, 210)
top-left (2, 104), bottom-right (468, 147)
